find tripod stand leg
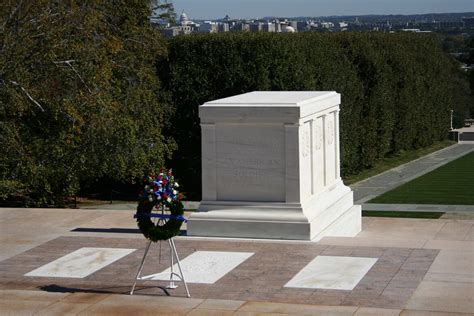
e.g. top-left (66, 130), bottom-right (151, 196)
top-left (130, 239), bottom-right (152, 295)
top-left (170, 238), bottom-right (191, 298)
top-left (167, 239), bottom-right (178, 289)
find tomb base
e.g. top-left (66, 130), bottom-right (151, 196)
top-left (188, 180), bottom-right (361, 241)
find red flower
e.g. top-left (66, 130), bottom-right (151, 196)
top-left (162, 180), bottom-right (168, 185)
top-left (162, 193), bottom-right (168, 199)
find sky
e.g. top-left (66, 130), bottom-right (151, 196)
top-left (172, 0), bottom-right (474, 20)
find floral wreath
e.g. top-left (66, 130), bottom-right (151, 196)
top-left (135, 168), bottom-right (186, 242)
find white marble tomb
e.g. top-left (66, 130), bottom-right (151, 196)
top-left (187, 91), bottom-right (361, 240)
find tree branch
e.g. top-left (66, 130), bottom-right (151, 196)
top-left (9, 80), bottom-right (45, 112)
top-left (0, 0), bottom-right (24, 31)
top-left (54, 60), bottom-right (92, 94)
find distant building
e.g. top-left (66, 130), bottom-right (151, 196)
top-left (262, 22), bottom-right (276, 32)
top-left (179, 11), bottom-right (189, 24)
top-left (250, 22), bottom-right (263, 32)
top-left (160, 10), bottom-right (198, 37)
top-left (321, 22), bottom-right (334, 29)
top-left (274, 20), bottom-right (282, 32)
top-left (282, 25), bottom-right (296, 33)
top-left (150, 18), bottom-right (170, 28)
top-left (160, 25), bottom-right (195, 38)
top-left (219, 23), bottom-right (230, 32)
top-left (289, 21), bottom-right (298, 30)
top-left (232, 22), bottom-right (250, 32)
top-left (297, 21), bottom-right (309, 32)
top-left (161, 27), bottom-right (181, 38)
top-left (401, 28), bottom-right (432, 33)
top-left (453, 125), bottom-right (474, 143)
top-left (199, 21), bottom-right (218, 33)
top-left (161, 11), bottom-right (471, 37)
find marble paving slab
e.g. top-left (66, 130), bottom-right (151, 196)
top-left (25, 247), bottom-right (136, 278)
top-left (139, 251), bottom-right (254, 284)
top-left (285, 255), bottom-right (378, 290)
top-left (2, 236), bottom-right (439, 308)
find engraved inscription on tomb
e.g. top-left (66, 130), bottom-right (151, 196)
top-left (312, 117), bottom-right (325, 193)
top-left (302, 128), bottom-right (311, 158)
top-left (327, 115), bottom-right (335, 145)
top-left (220, 157), bottom-right (282, 186)
top-left (314, 120), bottom-right (323, 151)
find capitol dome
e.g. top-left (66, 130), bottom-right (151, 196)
top-left (179, 12), bottom-right (189, 23)
top-left (283, 26), bottom-right (296, 33)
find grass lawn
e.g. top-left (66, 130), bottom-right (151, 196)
top-left (343, 140), bottom-right (455, 185)
top-left (362, 211), bottom-right (444, 219)
top-left (369, 151), bottom-right (474, 205)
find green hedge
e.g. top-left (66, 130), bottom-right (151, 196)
top-left (160, 32), bottom-right (468, 199)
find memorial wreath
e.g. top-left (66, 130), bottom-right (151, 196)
top-left (135, 169), bottom-right (186, 242)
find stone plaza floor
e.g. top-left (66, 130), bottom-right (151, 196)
top-left (0, 207), bottom-right (473, 315)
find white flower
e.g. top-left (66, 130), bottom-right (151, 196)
top-left (156, 195), bottom-right (162, 200)
top-left (167, 197), bottom-right (172, 203)
top-left (173, 190), bottom-right (178, 195)
top-left (174, 182), bottom-right (179, 188)
top-left (148, 196), bottom-right (153, 202)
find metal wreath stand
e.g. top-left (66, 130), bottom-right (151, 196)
top-left (130, 209), bottom-right (190, 298)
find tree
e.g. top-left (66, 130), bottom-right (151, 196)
top-left (0, 0), bottom-right (174, 206)
top-left (150, 0), bottom-right (176, 25)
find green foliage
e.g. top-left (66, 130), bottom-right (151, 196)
top-left (0, 0), bottom-right (173, 206)
top-left (161, 32), bottom-right (469, 199)
top-left (362, 211), bottom-right (444, 219)
top-left (136, 198), bottom-right (184, 242)
top-left (151, 0), bottom-right (176, 25)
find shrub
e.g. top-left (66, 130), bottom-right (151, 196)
top-left (161, 32), bottom-right (467, 199)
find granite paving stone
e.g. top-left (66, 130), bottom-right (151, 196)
top-left (355, 307), bottom-right (402, 315)
top-left (35, 301), bottom-right (91, 315)
top-left (0, 299), bottom-right (54, 316)
top-left (406, 281), bottom-right (474, 314)
top-left (0, 236), bottom-right (439, 311)
top-left (401, 310), bottom-right (471, 316)
top-left (434, 222), bottom-right (473, 240)
top-left (187, 309), bottom-right (235, 316)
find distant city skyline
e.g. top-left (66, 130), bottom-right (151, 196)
top-left (172, 0), bottom-right (474, 20)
